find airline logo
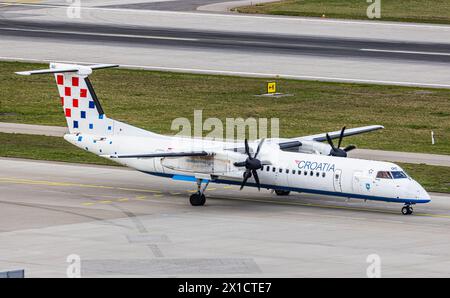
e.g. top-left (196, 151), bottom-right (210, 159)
top-left (295, 160), bottom-right (336, 172)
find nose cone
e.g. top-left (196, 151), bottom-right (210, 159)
top-left (410, 180), bottom-right (431, 203)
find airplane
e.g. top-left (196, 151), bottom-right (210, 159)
top-left (16, 63), bottom-right (431, 215)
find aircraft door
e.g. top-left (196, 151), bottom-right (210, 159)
top-left (353, 171), bottom-right (363, 193)
top-left (333, 169), bottom-right (342, 192)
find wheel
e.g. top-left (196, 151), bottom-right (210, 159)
top-left (402, 206), bottom-right (412, 215)
top-left (401, 206), bottom-right (408, 215)
top-left (190, 193), bottom-right (206, 206)
top-left (275, 190), bottom-right (290, 196)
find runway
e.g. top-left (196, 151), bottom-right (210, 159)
top-left (1, 1), bottom-right (450, 87)
top-left (1, 157), bottom-right (450, 277)
top-left (2, 20), bottom-right (450, 64)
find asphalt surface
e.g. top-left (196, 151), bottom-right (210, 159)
top-left (2, 19), bottom-right (450, 64)
top-left (1, 157), bottom-right (450, 277)
top-left (1, 2), bottom-right (450, 87)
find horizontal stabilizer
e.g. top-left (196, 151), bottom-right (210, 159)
top-left (15, 63), bottom-right (118, 76)
top-left (16, 68), bottom-right (79, 76)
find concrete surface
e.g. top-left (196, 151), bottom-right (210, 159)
top-left (348, 149), bottom-right (450, 167)
top-left (1, 1), bottom-right (450, 87)
top-left (197, 0), bottom-right (277, 12)
top-left (0, 122), bottom-right (67, 137)
top-left (0, 157), bottom-right (450, 277)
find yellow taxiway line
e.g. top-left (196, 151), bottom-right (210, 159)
top-left (1, 176), bottom-right (448, 219)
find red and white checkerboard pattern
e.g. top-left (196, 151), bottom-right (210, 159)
top-left (54, 73), bottom-right (114, 136)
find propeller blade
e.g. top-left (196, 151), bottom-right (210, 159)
top-left (254, 138), bottom-right (265, 159)
top-left (240, 170), bottom-right (252, 190)
top-left (344, 144), bottom-right (356, 152)
top-left (337, 126), bottom-right (346, 148)
top-left (252, 169), bottom-right (261, 191)
top-left (325, 133), bottom-right (336, 151)
top-left (244, 139), bottom-right (251, 159)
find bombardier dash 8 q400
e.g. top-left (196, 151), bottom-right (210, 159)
top-left (16, 63), bottom-right (431, 215)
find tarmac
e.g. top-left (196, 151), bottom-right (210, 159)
top-left (0, 157), bottom-right (450, 277)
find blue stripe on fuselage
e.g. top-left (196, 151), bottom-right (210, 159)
top-left (140, 171), bottom-right (430, 205)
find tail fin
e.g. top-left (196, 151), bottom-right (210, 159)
top-left (17, 63), bottom-right (118, 135)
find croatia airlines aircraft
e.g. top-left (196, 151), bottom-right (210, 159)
top-left (16, 63), bottom-right (431, 215)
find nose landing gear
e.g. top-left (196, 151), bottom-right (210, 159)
top-left (401, 204), bottom-right (414, 215)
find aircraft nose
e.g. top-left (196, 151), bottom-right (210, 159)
top-left (410, 180), bottom-right (431, 203)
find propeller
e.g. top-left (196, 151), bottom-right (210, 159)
top-left (233, 139), bottom-right (266, 191)
top-left (325, 126), bottom-right (356, 157)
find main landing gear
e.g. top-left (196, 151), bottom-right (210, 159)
top-left (189, 178), bottom-right (209, 206)
top-left (401, 204), bottom-right (414, 215)
top-left (274, 190), bottom-right (291, 196)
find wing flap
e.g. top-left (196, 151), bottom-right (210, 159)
top-left (111, 151), bottom-right (210, 159)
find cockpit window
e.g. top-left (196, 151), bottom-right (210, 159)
top-left (376, 171), bottom-right (392, 179)
top-left (391, 171), bottom-right (408, 179)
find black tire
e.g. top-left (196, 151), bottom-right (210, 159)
top-left (190, 193), bottom-right (206, 206)
top-left (401, 206), bottom-right (409, 215)
top-left (275, 190), bottom-right (290, 196)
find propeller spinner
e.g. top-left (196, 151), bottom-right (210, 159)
top-left (233, 139), bottom-right (267, 191)
top-left (325, 126), bottom-right (356, 157)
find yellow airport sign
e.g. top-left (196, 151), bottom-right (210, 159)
top-left (267, 82), bottom-right (276, 94)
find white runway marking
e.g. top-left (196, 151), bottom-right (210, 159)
top-left (361, 48), bottom-right (450, 56)
top-left (0, 27), bottom-right (198, 42)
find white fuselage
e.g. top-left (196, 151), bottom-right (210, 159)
top-left (65, 133), bottom-right (431, 205)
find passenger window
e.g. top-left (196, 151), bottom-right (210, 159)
top-left (272, 167), bottom-right (276, 172)
top-left (279, 168), bottom-right (283, 173)
top-left (286, 169), bottom-right (289, 174)
top-left (304, 171), bottom-right (307, 175)
top-left (310, 171), bottom-right (313, 176)
top-left (298, 171), bottom-right (301, 175)
top-left (316, 172), bottom-right (320, 177)
top-left (376, 171), bottom-right (392, 179)
top-left (322, 172), bottom-right (326, 178)
top-left (292, 170), bottom-right (296, 175)
top-left (266, 166), bottom-right (270, 171)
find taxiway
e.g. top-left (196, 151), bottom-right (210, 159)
top-left (1, 158), bottom-right (450, 277)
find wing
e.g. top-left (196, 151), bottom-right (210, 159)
top-left (289, 125), bottom-right (384, 142)
top-left (110, 151), bottom-right (210, 159)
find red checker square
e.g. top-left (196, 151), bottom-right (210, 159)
top-left (72, 77), bottom-right (79, 87)
top-left (65, 87), bottom-right (71, 96)
top-left (72, 98), bottom-right (79, 108)
top-left (57, 75), bottom-right (64, 85)
top-left (80, 89), bottom-right (88, 98)
top-left (65, 108), bottom-right (71, 117)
